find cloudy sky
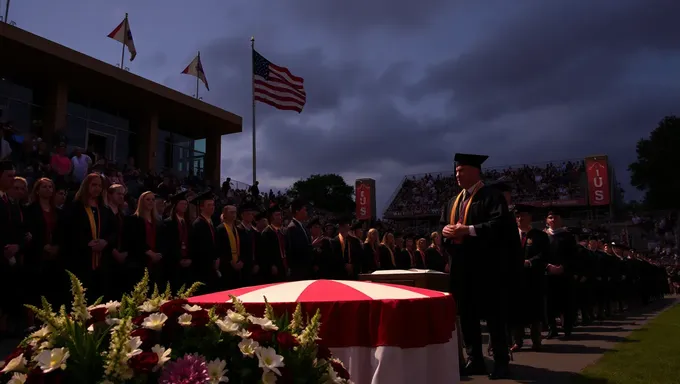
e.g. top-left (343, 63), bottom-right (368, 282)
top-left (9, 0), bottom-right (680, 211)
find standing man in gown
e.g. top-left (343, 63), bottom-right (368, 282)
top-left (440, 153), bottom-right (513, 380)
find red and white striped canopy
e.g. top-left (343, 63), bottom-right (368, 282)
top-left (189, 279), bottom-right (449, 304)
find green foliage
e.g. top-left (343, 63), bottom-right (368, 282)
top-left (628, 115), bottom-right (680, 209)
top-left (287, 173), bottom-right (355, 213)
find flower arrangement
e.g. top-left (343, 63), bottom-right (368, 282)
top-left (0, 271), bottom-right (352, 384)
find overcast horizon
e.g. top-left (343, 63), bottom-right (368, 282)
top-left (7, 0), bottom-right (680, 211)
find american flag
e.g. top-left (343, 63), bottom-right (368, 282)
top-left (253, 50), bottom-right (306, 113)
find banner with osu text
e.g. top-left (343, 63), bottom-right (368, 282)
top-left (585, 156), bottom-right (611, 206)
top-left (355, 179), bottom-right (376, 221)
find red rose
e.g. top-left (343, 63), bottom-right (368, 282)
top-left (247, 324), bottom-right (274, 344)
top-left (4, 346), bottom-right (26, 363)
top-left (86, 307), bottom-right (108, 326)
top-left (25, 367), bottom-right (63, 384)
top-left (213, 305), bottom-right (228, 317)
top-left (189, 310), bottom-right (210, 327)
top-left (131, 328), bottom-right (155, 349)
top-left (128, 351), bottom-right (159, 374)
top-left (132, 315), bottom-right (146, 326)
top-left (316, 343), bottom-right (332, 360)
top-left (330, 360), bottom-right (350, 380)
top-left (276, 331), bottom-right (299, 349)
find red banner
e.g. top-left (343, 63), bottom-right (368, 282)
top-left (585, 156), bottom-right (611, 206)
top-left (356, 183), bottom-right (372, 220)
top-left (523, 198), bottom-right (587, 207)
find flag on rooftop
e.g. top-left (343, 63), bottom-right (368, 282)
top-left (108, 14), bottom-right (137, 61)
top-left (181, 53), bottom-right (210, 91)
top-left (252, 49), bottom-right (306, 113)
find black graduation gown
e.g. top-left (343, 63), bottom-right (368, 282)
top-left (62, 202), bottom-right (117, 300)
top-left (237, 224), bottom-right (262, 286)
top-left (377, 244), bottom-right (397, 270)
top-left (261, 225), bottom-right (288, 282)
top-left (516, 228), bottom-right (549, 324)
top-left (128, 216), bottom-right (164, 288)
top-left (24, 203), bottom-right (66, 306)
top-left (362, 243), bottom-right (380, 273)
top-left (107, 210), bottom-right (136, 297)
top-left (0, 197), bottom-right (27, 313)
top-left (161, 217), bottom-right (195, 290)
top-left (424, 247), bottom-right (447, 272)
top-left (396, 248), bottom-right (413, 270)
top-left (545, 230), bottom-right (578, 327)
top-left (216, 223), bottom-right (245, 289)
top-left (330, 235), bottom-right (361, 279)
top-left (312, 237), bottom-right (336, 279)
top-left (190, 217), bottom-right (219, 292)
top-left (285, 220), bottom-right (313, 280)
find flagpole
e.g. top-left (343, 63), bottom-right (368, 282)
top-left (3, 0), bottom-right (10, 24)
top-left (120, 13), bottom-right (128, 69)
top-left (196, 51), bottom-right (200, 99)
top-left (251, 36), bottom-right (257, 187)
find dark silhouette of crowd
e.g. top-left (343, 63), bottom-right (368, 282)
top-left (385, 161), bottom-right (585, 217)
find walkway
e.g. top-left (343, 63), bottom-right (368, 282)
top-left (468, 297), bottom-right (678, 383)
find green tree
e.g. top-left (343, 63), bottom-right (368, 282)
top-left (287, 174), bottom-right (355, 214)
top-left (628, 116), bottom-right (680, 209)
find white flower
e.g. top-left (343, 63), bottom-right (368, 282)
top-left (87, 324), bottom-right (95, 333)
top-left (138, 300), bottom-right (160, 313)
top-left (177, 313), bottom-right (193, 327)
top-left (30, 326), bottom-right (51, 339)
top-left (7, 372), bottom-right (27, 384)
top-left (151, 345), bottom-right (172, 372)
top-left (262, 370), bottom-right (278, 384)
top-left (105, 317), bottom-right (121, 326)
top-left (255, 346), bottom-right (284, 376)
top-left (125, 337), bottom-right (143, 358)
top-left (238, 338), bottom-right (259, 357)
top-left (38, 341), bottom-right (52, 350)
top-left (182, 304), bottom-right (203, 312)
top-left (142, 313), bottom-right (168, 331)
top-left (248, 316), bottom-right (279, 331)
top-left (34, 348), bottom-right (70, 373)
top-left (215, 318), bottom-right (240, 334)
top-left (236, 329), bottom-right (252, 338)
top-left (226, 309), bottom-right (246, 323)
top-left (88, 300), bottom-right (120, 315)
top-left (207, 358), bottom-right (229, 383)
top-left (0, 353), bottom-right (27, 373)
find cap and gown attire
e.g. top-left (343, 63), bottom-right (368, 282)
top-left (161, 191), bottom-right (195, 289)
top-left (189, 191), bottom-right (219, 292)
top-left (509, 204), bottom-right (550, 350)
top-left (215, 204), bottom-right (244, 289)
top-left (308, 217), bottom-right (334, 279)
top-left (285, 200), bottom-right (314, 281)
top-left (128, 198), bottom-right (165, 289)
top-left (330, 216), bottom-right (361, 279)
top-left (237, 201), bottom-right (263, 285)
top-left (260, 204), bottom-right (289, 282)
top-left (398, 233), bottom-right (419, 269)
top-left (378, 230), bottom-right (398, 271)
top-left (440, 153), bottom-right (512, 376)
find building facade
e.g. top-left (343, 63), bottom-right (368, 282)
top-left (0, 23), bottom-right (241, 185)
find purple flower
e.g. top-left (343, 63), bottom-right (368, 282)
top-left (159, 353), bottom-right (210, 384)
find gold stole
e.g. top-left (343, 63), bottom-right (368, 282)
top-left (338, 234), bottom-right (351, 263)
top-left (225, 224), bottom-right (240, 263)
top-left (85, 205), bottom-right (101, 270)
top-left (449, 181), bottom-right (484, 225)
top-left (383, 244), bottom-right (396, 267)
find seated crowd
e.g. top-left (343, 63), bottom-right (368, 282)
top-left (385, 161), bottom-right (585, 217)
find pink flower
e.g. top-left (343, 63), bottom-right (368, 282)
top-left (159, 353), bottom-right (210, 384)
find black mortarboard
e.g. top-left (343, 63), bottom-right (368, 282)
top-left (170, 191), bottom-right (189, 205)
top-left (239, 201), bottom-right (259, 213)
top-left (417, 232), bottom-right (427, 240)
top-left (192, 190), bottom-right (215, 205)
top-left (351, 221), bottom-right (363, 230)
top-left (454, 153), bottom-right (489, 169)
top-left (255, 211), bottom-right (267, 221)
top-left (546, 206), bottom-right (564, 217)
top-left (308, 217), bottom-right (322, 228)
top-left (267, 204), bottom-right (282, 217)
top-left (336, 215), bottom-right (352, 226)
top-left (514, 204), bottom-right (534, 215)
top-left (0, 161), bottom-right (14, 172)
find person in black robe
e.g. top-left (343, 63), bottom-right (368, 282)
top-left (308, 217), bottom-right (332, 278)
top-left (610, 241), bottom-right (632, 313)
top-left (63, 173), bottom-right (118, 301)
top-left (129, 191), bottom-right (165, 288)
top-left (378, 231), bottom-right (398, 270)
top-left (330, 216), bottom-right (362, 279)
top-left (189, 191), bottom-right (219, 292)
top-left (399, 233), bottom-right (419, 269)
top-left (216, 204), bottom-right (244, 289)
top-left (415, 235), bottom-right (429, 270)
top-left (285, 199), bottom-right (312, 280)
top-left (161, 191), bottom-right (194, 290)
top-left (440, 153), bottom-right (513, 380)
top-left (106, 183), bottom-right (135, 297)
top-left (362, 228), bottom-right (381, 273)
top-left (260, 204), bottom-right (288, 282)
top-left (509, 204), bottom-right (549, 352)
top-left (425, 232), bottom-right (449, 273)
top-left (543, 207), bottom-right (579, 339)
top-left (0, 161), bottom-right (24, 334)
top-left (348, 222), bottom-right (366, 274)
top-left (393, 231), bottom-right (404, 255)
top-left (237, 199), bottom-right (262, 286)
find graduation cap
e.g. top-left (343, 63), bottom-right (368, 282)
top-left (267, 203), bottom-right (282, 217)
top-left (192, 190), bottom-right (216, 206)
top-left (514, 204), bottom-right (534, 215)
top-left (254, 211), bottom-right (267, 221)
top-left (0, 160), bottom-right (14, 172)
top-left (336, 215), bottom-right (352, 226)
top-left (454, 153), bottom-right (489, 169)
top-left (170, 190), bottom-right (189, 205)
top-left (239, 200), bottom-right (259, 214)
top-left (308, 217), bottom-right (322, 228)
top-left (350, 221), bottom-right (363, 230)
top-left (546, 206), bottom-right (564, 217)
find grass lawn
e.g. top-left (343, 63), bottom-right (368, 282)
top-left (578, 303), bottom-right (680, 384)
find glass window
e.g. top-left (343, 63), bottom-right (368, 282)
top-left (66, 115), bottom-right (87, 148)
top-left (0, 79), bottom-right (33, 103)
top-left (67, 102), bottom-right (88, 119)
top-left (89, 107), bottom-right (127, 129)
top-left (6, 100), bottom-right (31, 134)
top-left (194, 139), bottom-right (206, 153)
top-left (114, 129), bottom-right (130, 164)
